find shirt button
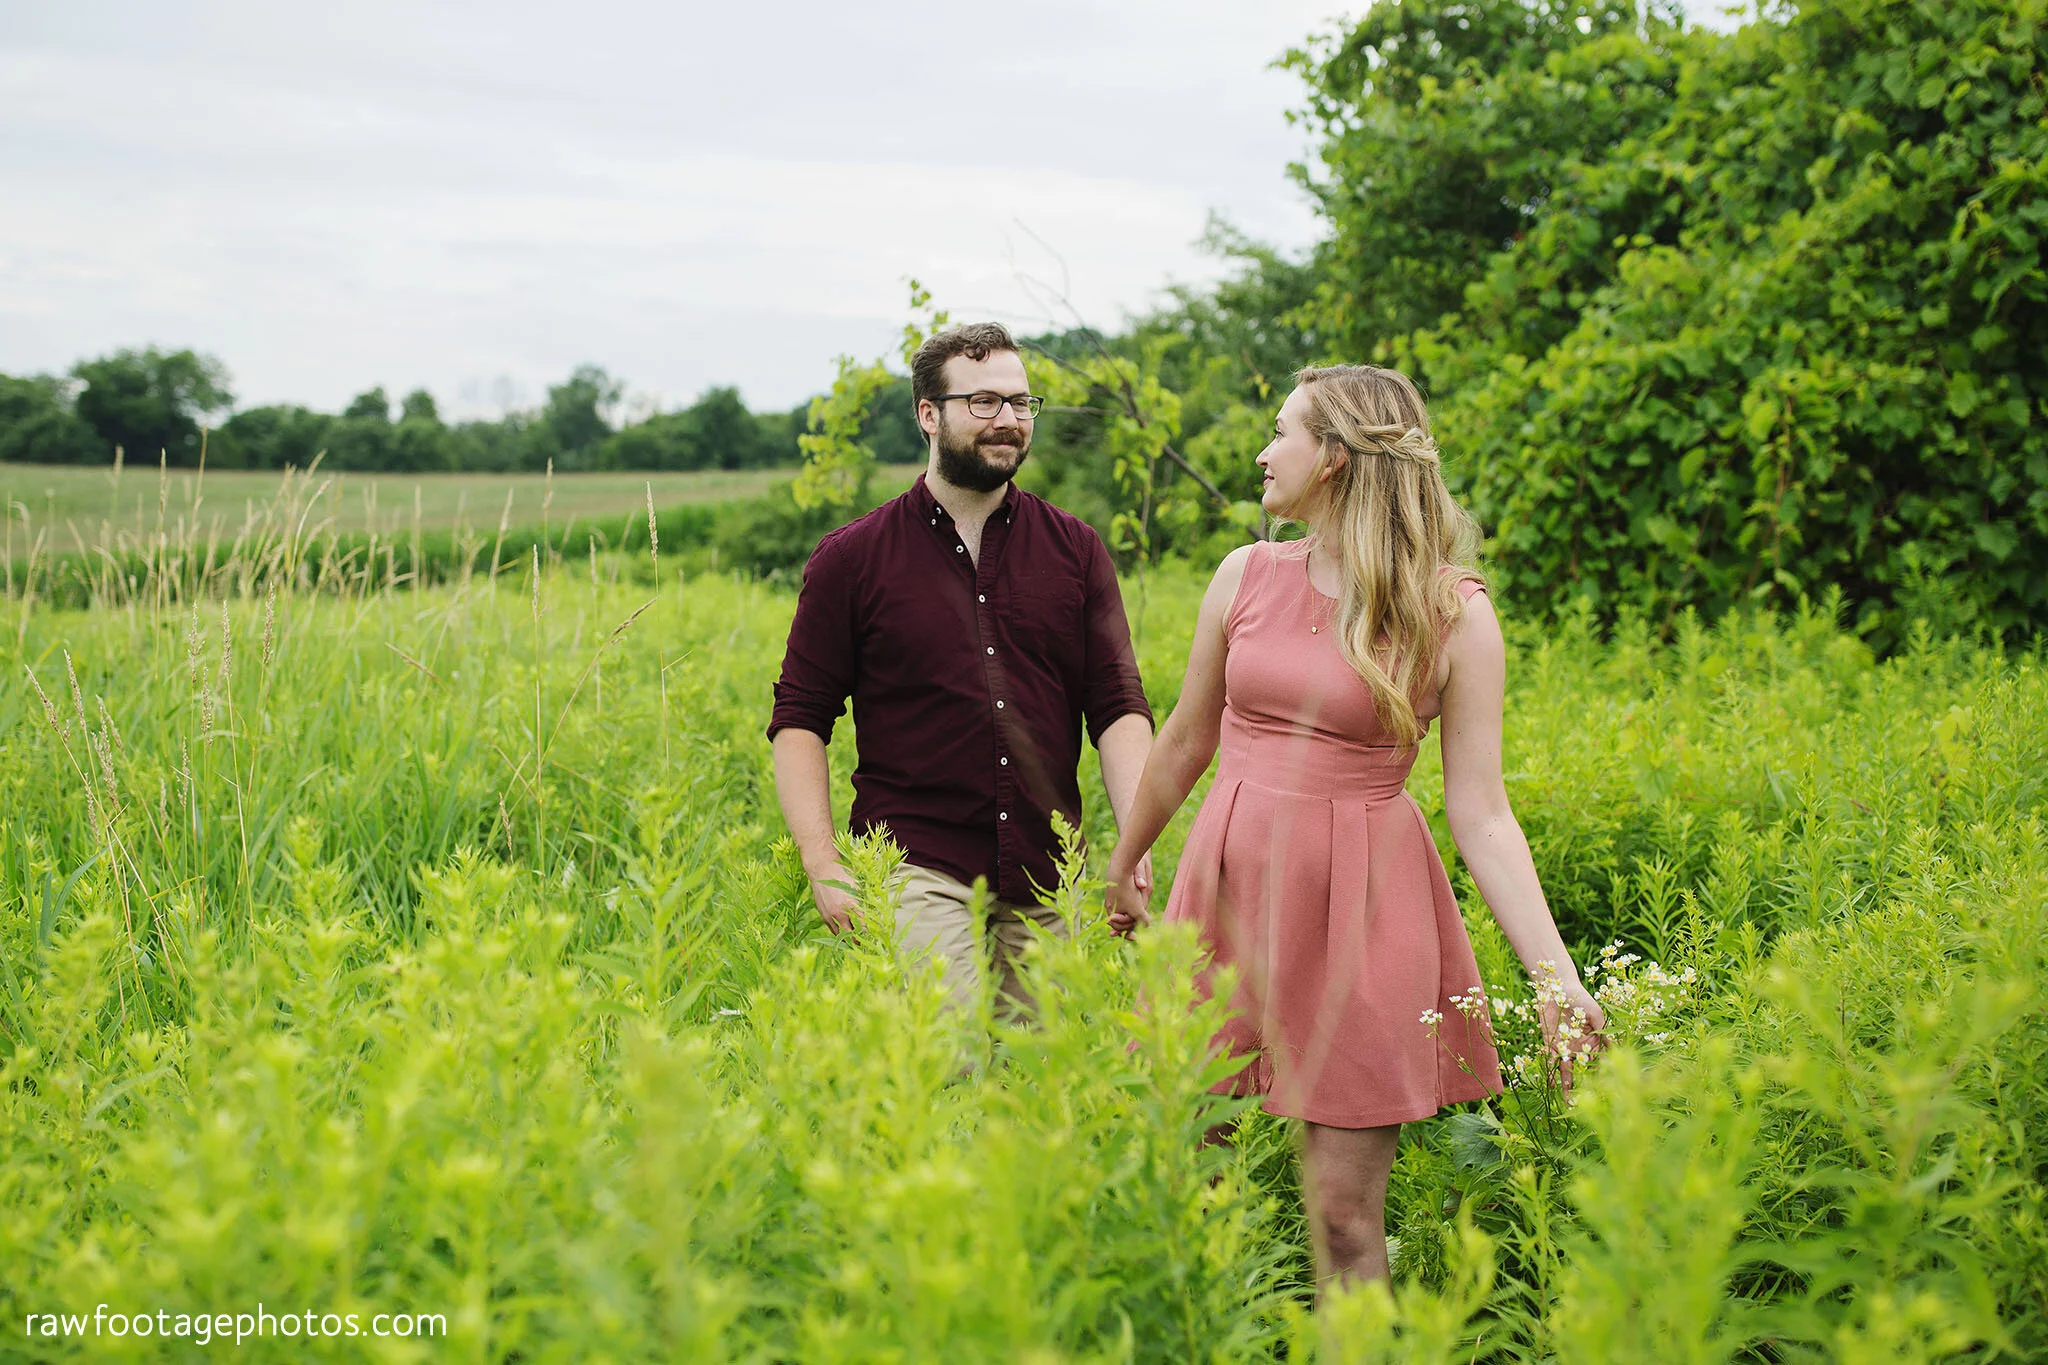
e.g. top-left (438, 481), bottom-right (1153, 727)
top-left (985, 646), bottom-right (995, 655)
top-left (999, 811), bottom-right (1009, 821)
top-left (955, 545), bottom-right (964, 553)
top-left (995, 700), bottom-right (1004, 709)
top-left (1000, 756), bottom-right (1009, 766)
top-left (977, 594), bottom-right (985, 603)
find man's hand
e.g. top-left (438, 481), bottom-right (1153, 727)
top-left (1104, 843), bottom-right (1154, 939)
top-left (1103, 835), bottom-right (1157, 938)
top-left (806, 860), bottom-right (861, 935)
top-left (1105, 871), bottom-right (1152, 938)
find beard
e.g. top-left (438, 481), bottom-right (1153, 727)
top-left (935, 412), bottom-right (1029, 493)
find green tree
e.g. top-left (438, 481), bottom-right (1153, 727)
top-left (690, 386), bottom-right (766, 469)
top-left (394, 389), bottom-right (452, 471)
top-left (399, 389), bottom-right (439, 424)
top-left (69, 347), bottom-right (232, 466)
top-left (1283, 0), bottom-right (1691, 360)
top-left (1291, 0), bottom-right (2048, 644)
top-left (858, 376), bottom-right (927, 468)
top-left (342, 387), bottom-right (392, 422)
top-left (544, 366), bottom-right (621, 469)
top-left (598, 411), bottom-right (703, 470)
top-left (328, 387), bottom-right (396, 470)
top-left (213, 405), bottom-right (333, 471)
top-left (0, 373), bottom-right (107, 465)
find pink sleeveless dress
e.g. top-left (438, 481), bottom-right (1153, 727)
top-left (1161, 540), bottom-right (1504, 1128)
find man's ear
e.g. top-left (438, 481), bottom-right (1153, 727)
top-left (916, 399), bottom-right (938, 438)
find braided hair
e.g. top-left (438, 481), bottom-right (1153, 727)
top-left (1290, 364), bottom-right (1484, 744)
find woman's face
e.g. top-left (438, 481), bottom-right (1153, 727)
top-left (1257, 385), bottom-right (1337, 520)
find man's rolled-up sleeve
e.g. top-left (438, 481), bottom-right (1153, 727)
top-left (1078, 532), bottom-right (1152, 745)
top-left (767, 532), bottom-right (858, 743)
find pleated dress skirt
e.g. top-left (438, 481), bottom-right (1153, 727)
top-left (1161, 541), bottom-right (1503, 1128)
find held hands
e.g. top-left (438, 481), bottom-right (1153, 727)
top-left (1103, 848), bottom-right (1154, 938)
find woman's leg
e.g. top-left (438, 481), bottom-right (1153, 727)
top-left (1300, 1121), bottom-right (1402, 1291)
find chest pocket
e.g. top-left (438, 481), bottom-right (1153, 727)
top-left (1005, 573), bottom-right (1084, 671)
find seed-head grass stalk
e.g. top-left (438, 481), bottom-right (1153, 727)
top-left (648, 480), bottom-right (669, 771)
top-left (30, 653), bottom-right (159, 1019)
top-left (543, 458), bottom-right (555, 566)
top-left (488, 486), bottom-right (515, 586)
top-left (588, 534), bottom-right (604, 715)
top-left (531, 544), bottom-right (548, 879)
top-left (152, 449), bottom-right (167, 619)
top-left (259, 580), bottom-right (277, 675)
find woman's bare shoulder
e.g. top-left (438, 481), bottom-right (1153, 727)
top-left (1446, 584), bottom-right (1504, 664)
top-left (1203, 541), bottom-right (1263, 629)
top-left (1215, 540), bottom-right (1261, 580)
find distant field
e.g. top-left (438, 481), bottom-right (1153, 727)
top-left (1, 462), bottom-right (925, 553)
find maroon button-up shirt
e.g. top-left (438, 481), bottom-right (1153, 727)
top-left (768, 475), bottom-right (1152, 904)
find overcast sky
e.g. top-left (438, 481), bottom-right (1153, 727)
top-left (1, 1), bottom-right (1349, 417)
top-left (2, 1), bottom-right (1735, 420)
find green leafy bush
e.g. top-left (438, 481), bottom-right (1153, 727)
top-left (1289, 0), bottom-right (2048, 646)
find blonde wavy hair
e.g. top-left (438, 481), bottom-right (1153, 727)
top-left (1290, 364), bottom-right (1484, 745)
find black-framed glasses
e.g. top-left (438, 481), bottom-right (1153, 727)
top-left (938, 391), bottom-right (1043, 420)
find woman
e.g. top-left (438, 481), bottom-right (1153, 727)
top-left (1103, 364), bottom-right (1604, 1290)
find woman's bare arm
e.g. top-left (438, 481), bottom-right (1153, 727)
top-left (1103, 544), bottom-right (1252, 931)
top-left (1439, 591), bottom-right (1607, 1041)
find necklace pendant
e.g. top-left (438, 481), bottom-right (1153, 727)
top-left (1310, 624), bottom-right (1319, 633)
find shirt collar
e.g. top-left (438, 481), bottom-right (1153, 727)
top-left (912, 472), bottom-right (1018, 527)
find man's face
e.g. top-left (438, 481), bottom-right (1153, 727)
top-left (922, 350), bottom-right (1033, 494)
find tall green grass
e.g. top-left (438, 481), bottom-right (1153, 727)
top-left (1, 539), bottom-right (2042, 1360)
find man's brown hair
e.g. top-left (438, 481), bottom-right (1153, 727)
top-left (911, 323), bottom-right (1020, 408)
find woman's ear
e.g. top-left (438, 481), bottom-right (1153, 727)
top-left (1318, 448), bottom-right (1349, 484)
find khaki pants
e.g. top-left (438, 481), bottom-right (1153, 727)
top-left (892, 863), bottom-right (1071, 1018)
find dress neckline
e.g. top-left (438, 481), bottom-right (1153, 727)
top-left (1281, 538), bottom-right (1340, 602)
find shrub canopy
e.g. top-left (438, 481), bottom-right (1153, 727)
top-left (1288, 0), bottom-right (2048, 644)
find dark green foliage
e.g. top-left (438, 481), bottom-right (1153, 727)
top-left (0, 374), bottom-right (106, 465)
top-left (212, 404), bottom-right (333, 470)
top-left (3, 358), bottom-right (805, 474)
top-left (595, 386), bottom-right (805, 472)
top-left (1291, 0), bottom-right (2048, 645)
top-left (858, 376), bottom-right (930, 468)
top-left (327, 388), bottom-right (400, 471)
top-left (543, 364), bottom-right (622, 467)
top-left (67, 346), bottom-right (232, 466)
top-left (340, 386), bottom-right (391, 421)
top-left (1283, 0), bottom-right (1691, 349)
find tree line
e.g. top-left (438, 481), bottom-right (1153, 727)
top-left (0, 349), bottom-right (928, 474)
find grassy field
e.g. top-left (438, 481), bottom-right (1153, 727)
top-left (1, 461), bottom-right (926, 554)
top-left (1, 535), bottom-right (2043, 1360)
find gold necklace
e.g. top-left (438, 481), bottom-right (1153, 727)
top-left (1305, 549), bottom-right (1333, 634)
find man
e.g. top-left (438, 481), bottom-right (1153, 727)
top-left (767, 322), bottom-right (1155, 1016)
